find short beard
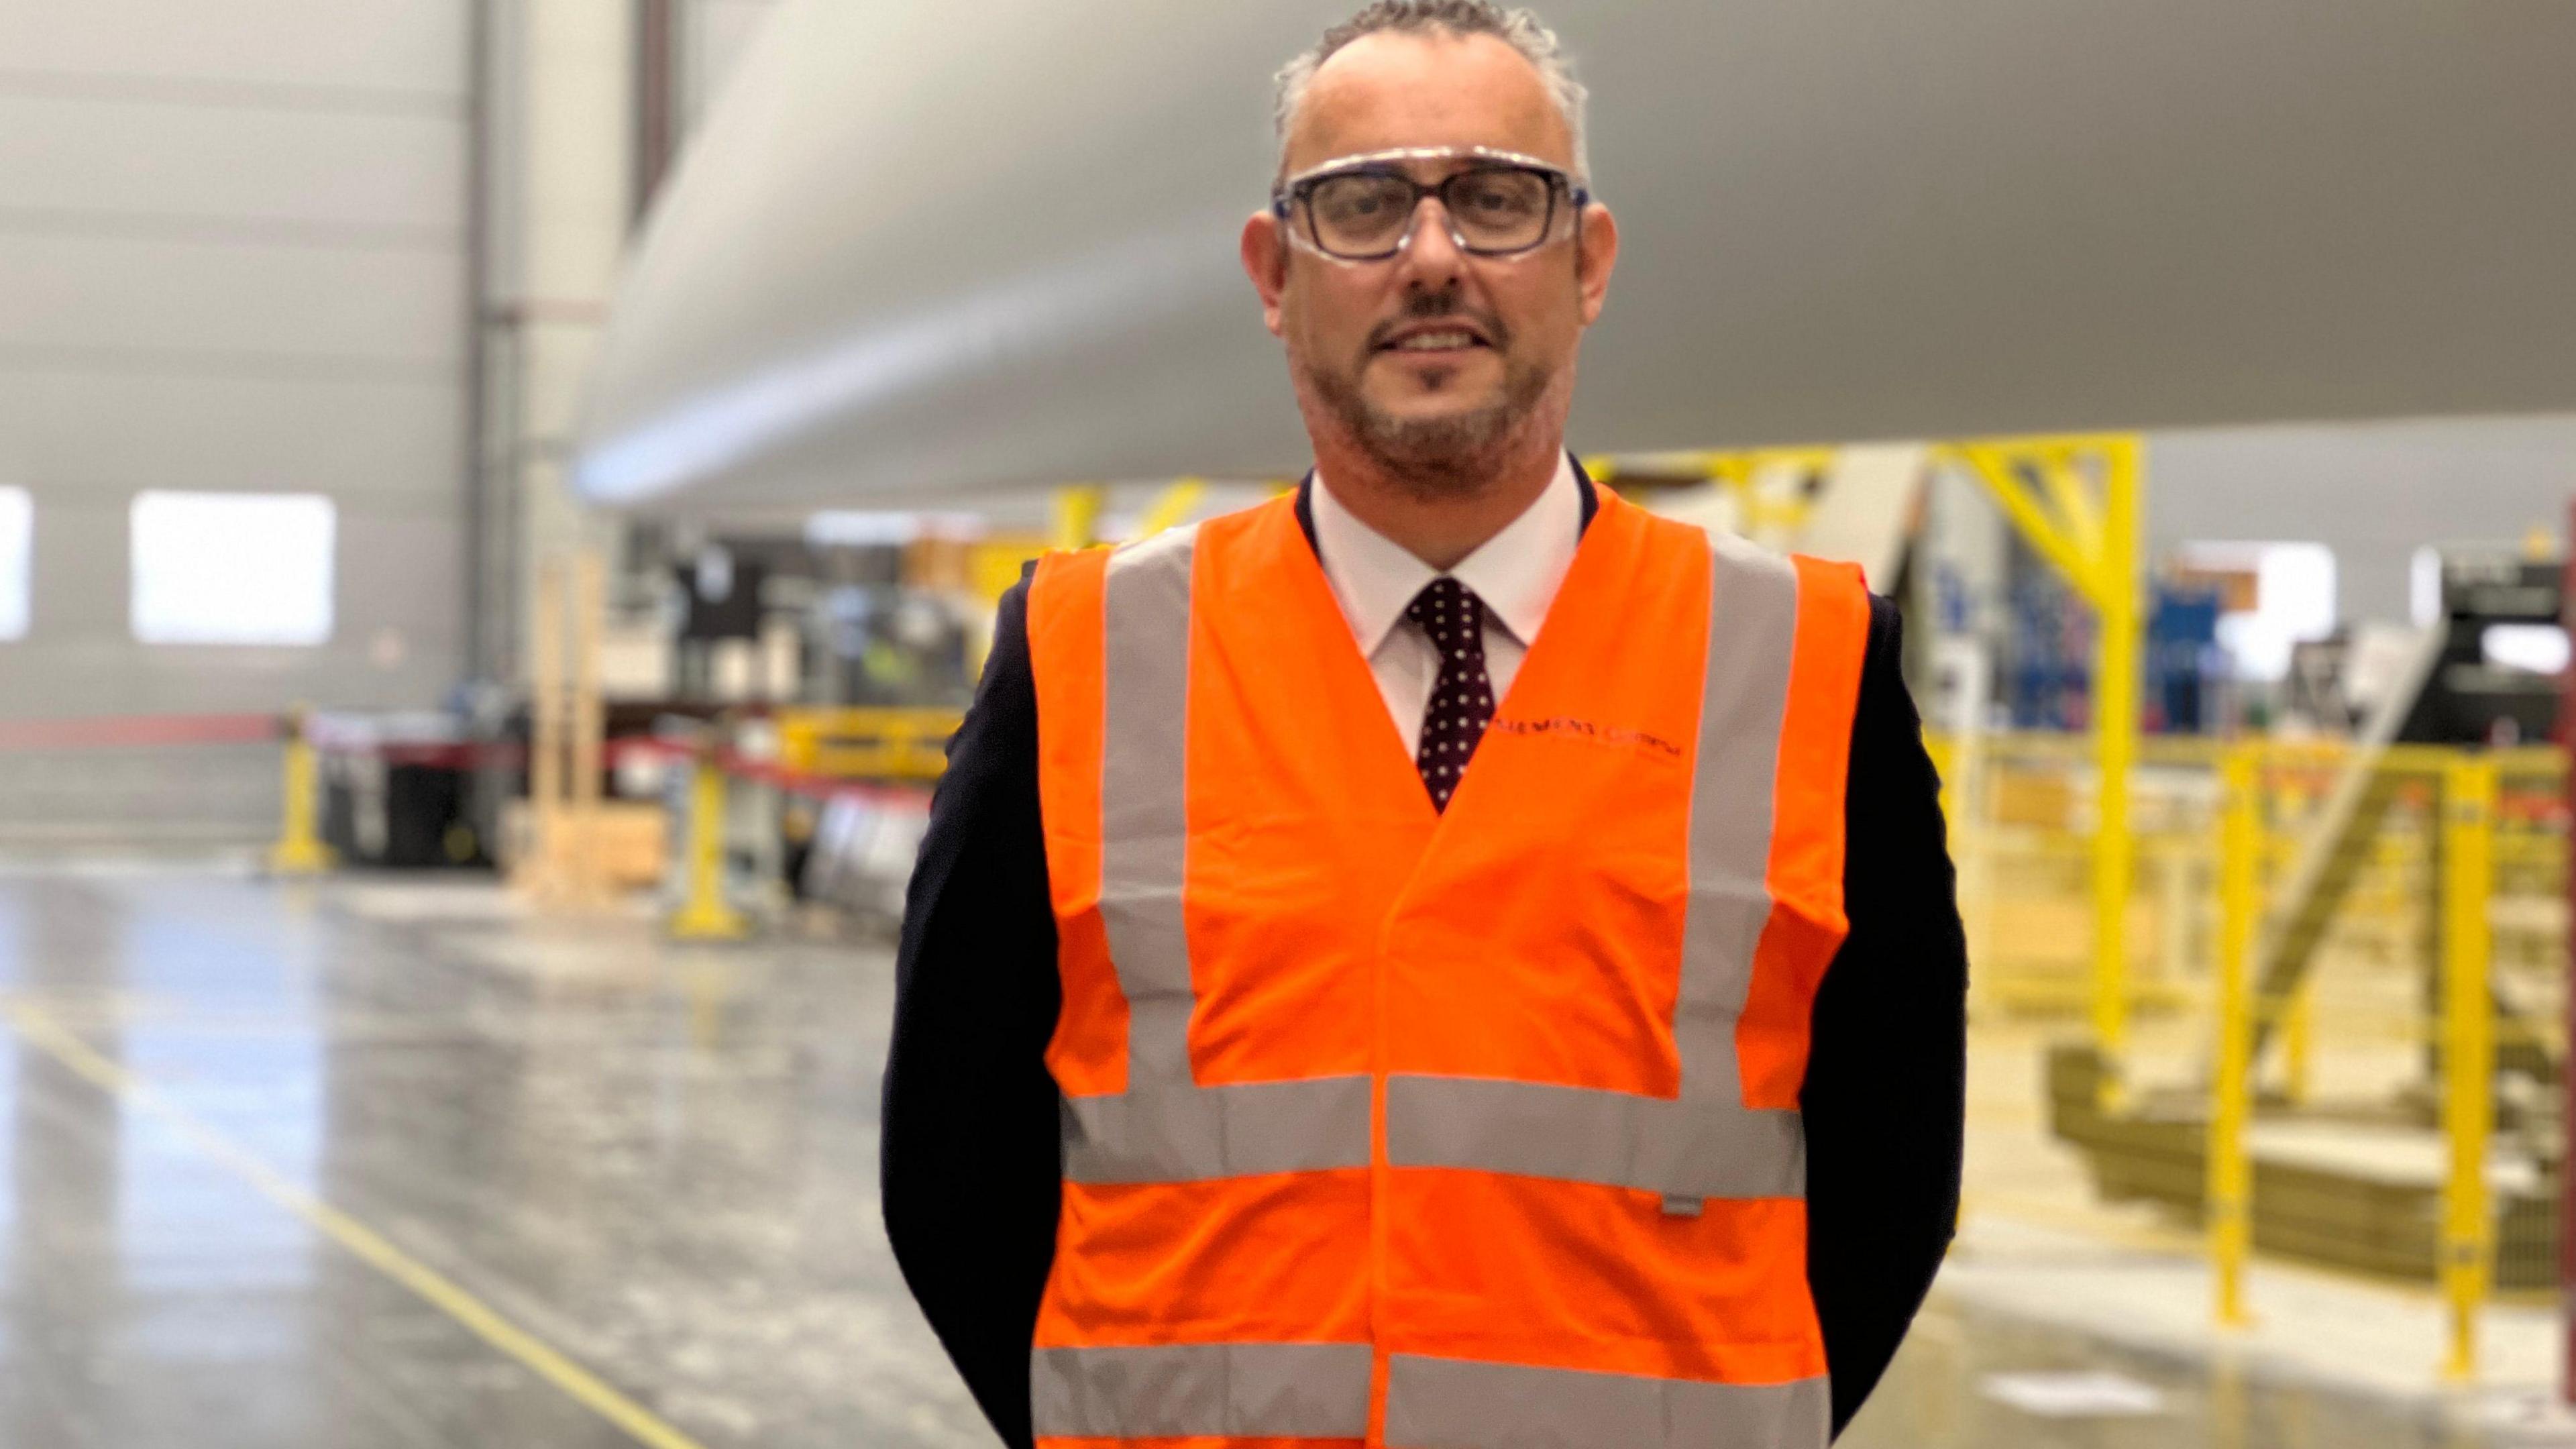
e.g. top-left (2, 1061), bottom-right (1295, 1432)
top-left (1307, 356), bottom-right (1552, 500)
top-left (1303, 323), bottom-right (1554, 501)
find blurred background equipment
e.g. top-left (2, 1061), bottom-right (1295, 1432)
top-left (0, 1), bottom-right (2569, 1446)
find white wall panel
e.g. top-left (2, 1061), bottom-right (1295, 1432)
top-left (0, 495), bottom-right (462, 712)
top-left (0, 95), bottom-right (461, 234)
top-left (0, 234), bottom-right (460, 366)
top-left (0, 0), bottom-right (472, 842)
top-left (0, 372), bottom-right (457, 500)
top-left (0, 0), bottom-right (464, 98)
top-left (335, 506), bottom-right (469, 659)
top-left (20, 495), bottom-right (123, 643)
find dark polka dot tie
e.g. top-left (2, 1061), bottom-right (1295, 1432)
top-left (1407, 577), bottom-right (1495, 812)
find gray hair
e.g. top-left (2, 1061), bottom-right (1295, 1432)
top-left (1273, 1), bottom-right (1591, 185)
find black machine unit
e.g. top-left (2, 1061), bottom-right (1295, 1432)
top-left (2398, 551), bottom-right (2563, 745)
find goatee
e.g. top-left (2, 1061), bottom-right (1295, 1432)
top-left (1305, 352), bottom-right (1554, 502)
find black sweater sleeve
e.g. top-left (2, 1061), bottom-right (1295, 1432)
top-left (883, 583), bottom-right (1968, 1448)
top-left (1803, 596), bottom-right (1970, 1437)
top-left (882, 573), bottom-right (1059, 1449)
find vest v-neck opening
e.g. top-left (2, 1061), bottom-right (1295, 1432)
top-left (1270, 486), bottom-right (1633, 830)
top-left (1261, 498), bottom-right (1442, 825)
top-left (1417, 489), bottom-right (1631, 830)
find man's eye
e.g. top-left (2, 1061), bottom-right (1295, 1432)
top-left (1458, 178), bottom-right (1540, 215)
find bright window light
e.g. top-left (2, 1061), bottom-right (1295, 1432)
top-left (803, 510), bottom-right (985, 547)
top-left (0, 488), bottom-right (28, 640)
top-left (130, 492), bottom-right (335, 646)
top-left (2178, 541), bottom-right (2337, 682)
top-left (2410, 545), bottom-right (2443, 628)
top-left (2483, 623), bottom-right (2571, 676)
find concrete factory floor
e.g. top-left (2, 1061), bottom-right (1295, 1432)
top-left (0, 863), bottom-right (2565, 1448)
top-left (0, 865), bottom-right (971, 1448)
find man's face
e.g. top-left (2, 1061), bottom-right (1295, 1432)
top-left (1243, 30), bottom-right (1618, 488)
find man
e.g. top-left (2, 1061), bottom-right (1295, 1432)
top-left (882, 4), bottom-right (1966, 1446)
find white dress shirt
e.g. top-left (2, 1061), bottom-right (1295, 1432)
top-left (1309, 454), bottom-right (1584, 756)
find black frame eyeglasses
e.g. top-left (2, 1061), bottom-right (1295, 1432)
top-left (1271, 146), bottom-right (1589, 262)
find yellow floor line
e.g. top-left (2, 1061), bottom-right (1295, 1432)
top-left (3, 1003), bottom-right (711, 1449)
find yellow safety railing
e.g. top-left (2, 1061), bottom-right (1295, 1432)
top-left (1941, 435), bottom-right (2143, 1099)
top-left (773, 706), bottom-right (963, 784)
top-left (1922, 734), bottom-right (1962, 857)
top-left (2281, 980), bottom-right (2312, 1106)
top-left (1133, 478), bottom-right (1206, 539)
top-left (2208, 743), bottom-right (2259, 1328)
top-left (1053, 484), bottom-right (1106, 551)
top-left (1583, 447), bottom-right (1835, 545)
top-left (2439, 752), bottom-right (2496, 1381)
top-left (2000, 737), bottom-right (2534, 1369)
top-left (1925, 731), bottom-right (2565, 1021)
top-left (670, 706), bottom-right (963, 940)
top-left (1049, 478), bottom-right (1208, 553)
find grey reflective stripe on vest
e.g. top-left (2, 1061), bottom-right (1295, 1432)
top-left (1063, 525), bottom-right (1372, 1185)
top-left (1063, 1075), bottom-right (1375, 1183)
top-left (1383, 1074), bottom-right (1801, 1199)
top-left (1033, 1342), bottom-right (1374, 1439)
top-left (1386, 534), bottom-right (1807, 1201)
top-left (1383, 1354), bottom-right (1829, 1449)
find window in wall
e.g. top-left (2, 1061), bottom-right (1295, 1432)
top-left (2173, 540), bottom-right (2337, 682)
top-left (802, 510), bottom-right (983, 548)
top-left (2483, 623), bottom-right (2570, 676)
top-left (2410, 545), bottom-right (2443, 629)
top-left (130, 492), bottom-right (335, 646)
top-left (0, 488), bottom-right (29, 640)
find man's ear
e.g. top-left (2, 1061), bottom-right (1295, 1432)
top-left (1574, 201), bottom-right (1618, 327)
top-left (1241, 210), bottom-right (1289, 337)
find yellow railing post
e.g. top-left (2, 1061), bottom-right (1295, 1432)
top-left (2091, 439), bottom-right (2142, 1091)
top-left (1923, 734), bottom-right (1960, 854)
top-left (2210, 744), bottom-right (2259, 1327)
top-left (1945, 434), bottom-right (2144, 1102)
top-left (2257, 742), bottom-right (2312, 1104)
top-left (1132, 478), bottom-right (1205, 540)
top-left (668, 729), bottom-right (749, 941)
top-left (2440, 751), bottom-right (2496, 1381)
top-left (2282, 979), bottom-right (2312, 1106)
top-left (268, 704), bottom-right (334, 875)
top-left (1053, 484), bottom-right (1106, 551)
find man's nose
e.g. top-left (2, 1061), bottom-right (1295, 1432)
top-left (1395, 195), bottom-right (1468, 289)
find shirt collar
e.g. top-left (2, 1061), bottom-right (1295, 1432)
top-left (1309, 453), bottom-right (1582, 656)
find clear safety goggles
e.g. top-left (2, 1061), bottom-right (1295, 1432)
top-left (1271, 146), bottom-right (1589, 262)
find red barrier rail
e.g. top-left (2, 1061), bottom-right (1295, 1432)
top-left (0, 712), bottom-right (283, 751)
top-left (0, 710), bottom-right (929, 813)
top-left (716, 748), bottom-right (930, 810)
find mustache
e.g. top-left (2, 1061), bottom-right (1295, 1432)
top-left (1363, 290), bottom-right (1512, 353)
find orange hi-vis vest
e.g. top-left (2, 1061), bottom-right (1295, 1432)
top-left (1023, 486), bottom-right (1870, 1449)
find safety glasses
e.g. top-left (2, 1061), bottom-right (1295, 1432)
top-left (1272, 146), bottom-right (1588, 262)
